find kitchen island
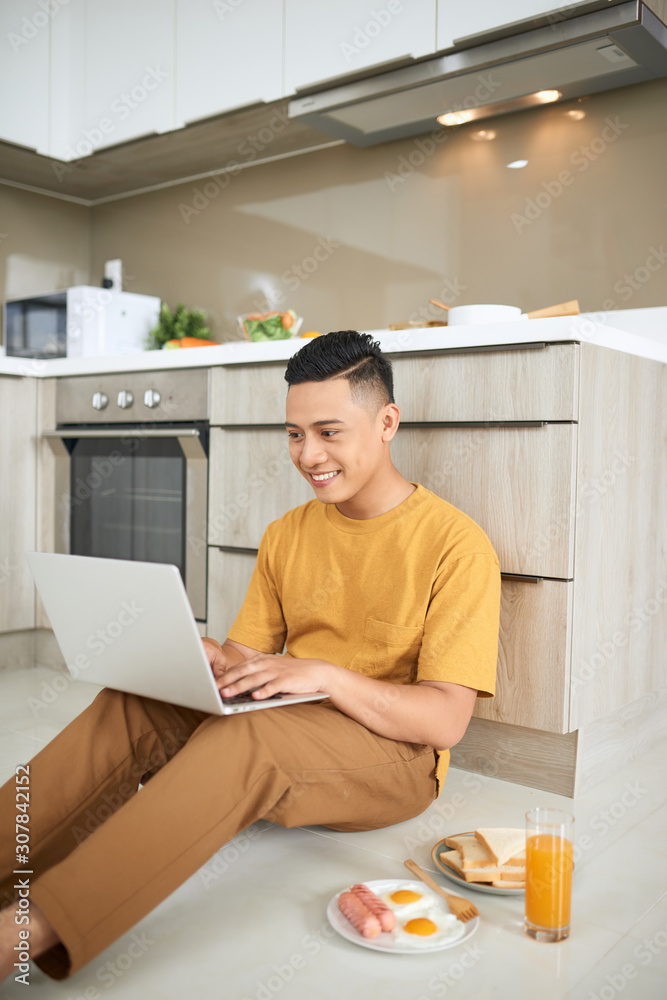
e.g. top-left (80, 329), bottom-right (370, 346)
top-left (1, 313), bottom-right (665, 796)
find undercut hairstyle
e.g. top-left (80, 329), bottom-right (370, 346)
top-left (284, 331), bottom-right (394, 411)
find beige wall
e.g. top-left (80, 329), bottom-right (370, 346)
top-left (0, 186), bottom-right (90, 342)
top-left (3, 77), bottom-right (667, 345)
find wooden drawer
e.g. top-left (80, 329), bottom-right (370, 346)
top-left (207, 547), bottom-right (257, 642)
top-left (206, 549), bottom-right (572, 734)
top-left (392, 423), bottom-right (577, 578)
top-left (208, 427), bottom-right (312, 547)
top-left (210, 344), bottom-right (579, 426)
top-left (391, 343), bottom-right (579, 422)
top-left (210, 364), bottom-right (288, 425)
top-left (475, 577), bottom-right (572, 734)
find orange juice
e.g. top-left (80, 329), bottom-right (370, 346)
top-left (525, 833), bottom-right (574, 931)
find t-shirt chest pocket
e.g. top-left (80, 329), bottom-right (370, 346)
top-left (345, 618), bottom-right (424, 683)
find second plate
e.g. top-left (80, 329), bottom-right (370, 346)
top-left (431, 835), bottom-right (524, 897)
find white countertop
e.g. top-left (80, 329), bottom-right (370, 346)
top-left (0, 312), bottom-right (665, 377)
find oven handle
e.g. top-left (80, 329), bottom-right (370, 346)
top-left (42, 428), bottom-right (206, 459)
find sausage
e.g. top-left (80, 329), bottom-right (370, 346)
top-left (350, 884), bottom-right (396, 932)
top-left (337, 891), bottom-right (382, 938)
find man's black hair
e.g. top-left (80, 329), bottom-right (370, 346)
top-left (284, 330), bottom-right (394, 408)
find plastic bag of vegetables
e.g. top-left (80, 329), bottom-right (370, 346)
top-left (239, 310), bottom-right (302, 341)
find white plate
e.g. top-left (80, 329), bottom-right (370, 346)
top-left (432, 836), bottom-right (524, 896)
top-left (326, 878), bottom-right (478, 954)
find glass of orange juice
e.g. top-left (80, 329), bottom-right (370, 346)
top-left (525, 808), bottom-right (574, 942)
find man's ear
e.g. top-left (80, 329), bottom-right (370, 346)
top-left (380, 403), bottom-right (401, 442)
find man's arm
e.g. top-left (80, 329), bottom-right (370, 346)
top-left (214, 651), bottom-right (477, 751)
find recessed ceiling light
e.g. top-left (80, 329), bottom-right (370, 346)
top-left (534, 89), bottom-right (562, 103)
top-left (470, 129), bottom-right (497, 141)
top-left (565, 109), bottom-right (587, 120)
top-left (506, 160), bottom-right (529, 169)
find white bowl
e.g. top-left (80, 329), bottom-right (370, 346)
top-left (447, 304), bottom-right (524, 326)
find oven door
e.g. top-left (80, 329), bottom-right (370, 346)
top-left (43, 425), bottom-right (208, 621)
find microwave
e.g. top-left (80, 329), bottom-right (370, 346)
top-left (3, 286), bottom-right (161, 359)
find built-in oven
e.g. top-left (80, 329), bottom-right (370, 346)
top-left (43, 369), bottom-right (209, 621)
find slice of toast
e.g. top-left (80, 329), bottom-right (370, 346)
top-left (474, 828), bottom-right (526, 867)
top-left (440, 849), bottom-right (499, 882)
top-left (443, 834), bottom-right (497, 869)
top-left (491, 880), bottom-right (525, 889)
top-left (498, 865), bottom-right (526, 882)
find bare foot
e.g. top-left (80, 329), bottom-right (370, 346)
top-left (0, 901), bottom-right (60, 983)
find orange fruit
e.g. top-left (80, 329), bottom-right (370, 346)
top-left (301, 331), bottom-right (321, 338)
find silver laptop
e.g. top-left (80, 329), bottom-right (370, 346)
top-left (26, 552), bottom-right (326, 715)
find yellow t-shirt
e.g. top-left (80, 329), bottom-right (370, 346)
top-left (227, 483), bottom-right (501, 790)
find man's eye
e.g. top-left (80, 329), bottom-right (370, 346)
top-left (287, 432), bottom-right (302, 439)
top-left (322, 431), bottom-right (338, 437)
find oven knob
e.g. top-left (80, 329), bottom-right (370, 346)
top-left (144, 389), bottom-right (161, 409)
top-left (117, 390), bottom-right (134, 409)
top-left (92, 392), bottom-right (109, 410)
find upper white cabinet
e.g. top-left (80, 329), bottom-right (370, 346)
top-left (175, 0), bottom-right (283, 127)
top-left (437, 1), bottom-right (590, 51)
top-left (284, 0), bottom-right (437, 95)
top-left (82, 0), bottom-right (175, 153)
top-left (49, 0), bottom-right (85, 162)
top-left (0, 0), bottom-right (49, 154)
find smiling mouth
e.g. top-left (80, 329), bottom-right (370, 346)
top-left (309, 470), bottom-right (341, 482)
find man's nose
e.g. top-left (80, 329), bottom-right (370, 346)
top-left (301, 434), bottom-right (327, 467)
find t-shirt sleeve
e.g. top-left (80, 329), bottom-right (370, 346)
top-left (225, 526), bottom-right (287, 654)
top-left (416, 552), bottom-right (501, 697)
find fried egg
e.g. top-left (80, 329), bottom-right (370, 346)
top-left (380, 885), bottom-right (436, 918)
top-left (393, 909), bottom-right (464, 948)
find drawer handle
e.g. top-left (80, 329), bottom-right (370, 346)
top-left (500, 574), bottom-right (544, 584)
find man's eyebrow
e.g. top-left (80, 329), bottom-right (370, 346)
top-left (284, 419), bottom-right (345, 428)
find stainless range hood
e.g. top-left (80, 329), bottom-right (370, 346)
top-left (288, 2), bottom-right (667, 145)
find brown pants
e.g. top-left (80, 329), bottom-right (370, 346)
top-left (0, 688), bottom-right (437, 979)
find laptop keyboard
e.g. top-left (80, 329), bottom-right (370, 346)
top-left (222, 690), bottom-right (284, 705)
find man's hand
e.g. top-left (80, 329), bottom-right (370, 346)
top-left (217, 653), bottom-right (333, 700)
top-left (202, 637), bottom-right (230, 684)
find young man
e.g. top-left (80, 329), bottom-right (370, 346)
top-left (0, 331), bottom-right (500, 983)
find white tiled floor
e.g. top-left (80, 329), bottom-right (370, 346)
top-left (1, 664), bottom-right (666, 1000)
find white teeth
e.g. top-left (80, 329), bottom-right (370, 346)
top-left (312, 471), bottom-right (339, 482)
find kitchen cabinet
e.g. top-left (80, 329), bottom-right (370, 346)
top-left (436, 0), bottom-right (591, 51)
top-left (207, 342), bottom-right (666, 792)
top-left (82, 0), bottom-right (175, 153)
top-left (175, 0), bottom-right (283, 127)
top-left (0, 0), bottom-right (49, 154)
top-left (0, 377), bottom-right (37, 632)
top-left (284, 0), bottom-right (437, 96)
top-left (49, 0), bottom-right (85, 162)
